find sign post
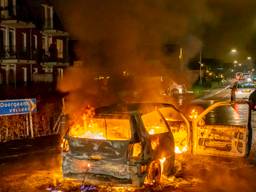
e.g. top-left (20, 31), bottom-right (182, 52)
top-left (29, 112), bottom-right (34, 138)
top-left (0, 98), bottom-right (37, 116)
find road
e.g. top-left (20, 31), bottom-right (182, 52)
top-left (1, 143), bottom-right (256, 192)
top-left (1, 89), bottom-right (256, 192)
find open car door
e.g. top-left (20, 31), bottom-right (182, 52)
top-left (158, 105), bottom-right (191, 154)
top-left (192, 101), bottom-right (249, 157)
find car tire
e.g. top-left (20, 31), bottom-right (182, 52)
top-left (163, 156), bottom-right (175, 177)
top-left (145, 161), bottom-right (161, 185)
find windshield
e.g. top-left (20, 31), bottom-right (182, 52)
top-left (68, 117), bottom-right (131, 140)
top-left (205, 104), bottom-right (248, 126)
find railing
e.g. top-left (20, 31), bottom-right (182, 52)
top-left (43, 19), bottom-right (54, 29)
top-left (0, 46), bottom-right (69, 63)
top-left (0, 46), bottom-right (32, 59)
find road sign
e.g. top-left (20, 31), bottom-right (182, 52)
top-left (0, 98), bottom-right (37, 116)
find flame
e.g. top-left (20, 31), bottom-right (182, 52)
top-left (189, 108), bottom-right (198, 119)
top-left (68, 105), bottom-right (131, 140)
top-left (171, 124), bottom-right (188, 154)
top-left (175, 145), bottom-right (188, 154)
top-left (160, 157), bottom-right (166, 164)
top-left (160, 157), bottom-right (166, 174)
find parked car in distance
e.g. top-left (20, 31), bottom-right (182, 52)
top-left (62, 103), bottom-right (189, 186)
top-left (233, 81), bottom-right (256, 100)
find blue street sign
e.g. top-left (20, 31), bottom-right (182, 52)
top-left (0, 98), bottom-right (37, 116)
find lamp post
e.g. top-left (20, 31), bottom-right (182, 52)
top-left (199, 51), bottom-right (204, 85)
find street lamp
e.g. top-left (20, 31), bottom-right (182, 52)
top-left (247, 56), bottom-right (252, 60)
top-left (199, 51), bottom-right (203, 85)
top-left (230, 48), bottom-right (237, 54)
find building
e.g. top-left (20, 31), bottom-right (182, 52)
top-left (0, 0), bottom-right (71, 88)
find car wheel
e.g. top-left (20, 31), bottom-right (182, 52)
top-left (145, 161), bottom-right (161, 185)
top-left (163, 156), bottom-right (175, 177)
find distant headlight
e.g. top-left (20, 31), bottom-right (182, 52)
top-left (247, 78), bottom-right (252, 82)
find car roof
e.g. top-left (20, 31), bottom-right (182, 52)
top-left (95, 102), bottom-right (178, 115)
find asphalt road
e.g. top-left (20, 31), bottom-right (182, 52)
top-left (1, 143), bottom-right (256, 192)
top-left (1, 89), bottom-right (256, 192)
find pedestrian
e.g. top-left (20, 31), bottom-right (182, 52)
top-left (231, 82), bottom-right (238, 102)
top-left (249, 89), bottom-right (256, 110)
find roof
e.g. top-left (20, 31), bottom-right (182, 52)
top-left (95, 102), bottom-right (178, 115)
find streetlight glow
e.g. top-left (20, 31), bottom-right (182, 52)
top-left (247, 56), bottom-right (252, 60)
top-left (233, 60), bottom-right (238, 64)
top-left (230, 48), bottom-right (237, 54)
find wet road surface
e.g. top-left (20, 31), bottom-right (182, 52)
top-left (1, 144), bottom-right (256, 192)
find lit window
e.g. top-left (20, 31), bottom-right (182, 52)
top-left (57, 39), bottom-right (63, 58)
top-left (0, 0), bottom-right (8, 7)
top-left (22, 33), bottom-right (26, 51)
top-left (33, 35), bottom-right (37, 49)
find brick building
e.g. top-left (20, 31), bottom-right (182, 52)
top-left (0, 0), bottom-right (71, 88)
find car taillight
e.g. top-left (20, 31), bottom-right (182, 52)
top-left (131, 142), bottom-right (142, 158)
top-left (61, 138), bottom-right (70, 152)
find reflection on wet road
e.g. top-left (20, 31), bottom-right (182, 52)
top-left (1, 150), bottom-right (256, 192)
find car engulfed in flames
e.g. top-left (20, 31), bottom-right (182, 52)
top-left (62, 100), bottom-right (253, 187)
top-left (62, 103), bottom-right (190, 187)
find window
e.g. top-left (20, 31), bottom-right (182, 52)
top-left (43, 5), bottom-right (53, 28)
top-left (56, 39), bottom-right (63, 58)
top-left (22, 33), bottom-right (26, 51)
top-left (33, 35), bottom-right (37, 49)
top-left (142, 111), bottom-right (169, 135)
top-left (22, 67), bottom-right (27, 83)
top-left (0, 29), bottom-right (4, 52)
top-left (33, 68), bottom-right (38, 74)
top-left (0, 0), bottom-right (8, 7)
top-left (204, 104), bottom-right (249, 126)
top-left (69, 117), bottom-right (131, 140)
top-left (9, 29), bottom-right (15, 53)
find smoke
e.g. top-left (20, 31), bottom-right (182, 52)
top-left (202, 0), bottom-right (256, 60)
top-left (54, 0), bottom-right (256, 113)
top-left (54, 0), bottom-right (213, 113)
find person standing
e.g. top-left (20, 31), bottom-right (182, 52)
top-left (231, 82), bottom-right (238, 102)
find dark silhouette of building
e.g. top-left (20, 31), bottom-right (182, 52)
top-left (0, 0), bottom-right (72, 88)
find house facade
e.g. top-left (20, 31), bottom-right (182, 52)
top-left (0, 0), bottom-right (70, 87)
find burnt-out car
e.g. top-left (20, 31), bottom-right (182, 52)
top-left (62, 103), bottom-right (189, 186)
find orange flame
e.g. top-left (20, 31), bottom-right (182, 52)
top-left (175, 145), bottom-right (188, 154)
top-left (189, 108), bottom-right (198, 119)
top-left (68, 105), bottom-right (131, 140)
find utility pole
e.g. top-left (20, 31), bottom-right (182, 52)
top-left (199, 50), bottom-right (203, 85)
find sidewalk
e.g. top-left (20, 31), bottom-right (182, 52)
top-left (0, 135), bottom-right (61, 161)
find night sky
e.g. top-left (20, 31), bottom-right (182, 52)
top-left (54, 0), bottom-right (256, 62)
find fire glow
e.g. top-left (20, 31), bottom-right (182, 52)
top-left (189, 109), bottom-right (198, 119)
top-left (68, 106), bottom-right (131, 140)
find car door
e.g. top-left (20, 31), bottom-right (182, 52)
top-left (158, 106), bottom-right (191, 154)
top-left (192, 101), bottom-right (249, 157)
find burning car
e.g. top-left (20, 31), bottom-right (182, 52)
top-left (61, 103), bottom-right (190, 186)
